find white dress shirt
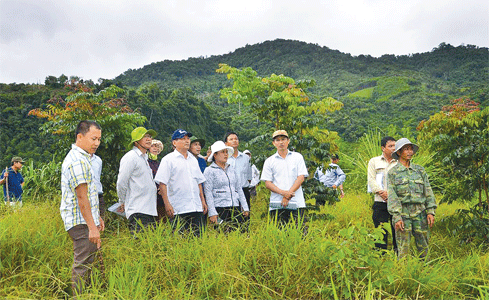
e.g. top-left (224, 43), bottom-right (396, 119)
top-left (117, 147), bottom-right (157, 219)
top-left (90, 154), bottom-right (103, 194)
top-left (261, 150), bottom-right (309, 210)
top-left (227, 151), bottom-right (252, 188)
top-left (154, 150), bottom-right (206, 215)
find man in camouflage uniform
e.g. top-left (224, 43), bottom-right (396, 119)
top-left (387, 138), bottom-right (437, 259)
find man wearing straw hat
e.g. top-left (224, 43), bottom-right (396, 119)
top-left (1, 156), bottom-right (25, 204)
top-left (261, 130), bottom-right (309, 227)
top-left (117, 126), bottom-right (158, 234)
top-left (387, 138), bottom-right (437, 259)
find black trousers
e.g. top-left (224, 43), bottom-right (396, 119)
top-left (215, 206), bottom-right (248, 232)
top-left (128, 213), bottom-right (157, 234)
top-left (242, 187), bottom-right (251, 210)
top-left (372, 202), bottom-right (397, 251)
top-left (269, 208), bottom-right (306, 228)
top-left (171, 212), bottom-right (205, 236)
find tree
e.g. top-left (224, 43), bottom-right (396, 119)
top-left (417, 97), bottom-right (489, 208)
top-left (217, 64), bottom-right (344, 205)
top-left (29, 82), bottom-right (147, 200)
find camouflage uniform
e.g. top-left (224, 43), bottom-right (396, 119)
top-left (387, 163), bottom-right (437, 259)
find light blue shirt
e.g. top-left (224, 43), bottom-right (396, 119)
top-left (227, 151), bottom-right (252, 188)
top-left (314, 163), bottom-right (346, 187)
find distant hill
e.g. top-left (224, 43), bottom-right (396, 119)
top-left (1, 39), bottom-right (487, 167)
top-left (114, 39), bottom-right (488, 141)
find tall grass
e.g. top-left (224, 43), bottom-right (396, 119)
top-left (1, 190), bottom-right (488, 299)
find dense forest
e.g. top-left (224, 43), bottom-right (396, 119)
top-left (1, 39), bottom-right (487, 168)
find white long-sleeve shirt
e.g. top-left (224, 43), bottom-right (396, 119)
top-left (116, 147), bottom-right (157, 219)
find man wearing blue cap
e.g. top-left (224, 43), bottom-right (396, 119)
top-left (117, 126), bottom-right (158, 233)
top-left (155, 129), bottom-right (208, 236)
top-left (1, 156), bottom-right (25, 204)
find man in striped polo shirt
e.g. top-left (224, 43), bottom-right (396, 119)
top-left (60, 120), bottom-right (104, 296)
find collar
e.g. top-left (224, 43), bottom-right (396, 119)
top-left (230, 150), bottom-right (244, 159)
top-left (132, 146), bottom-right (148, 160)
top-left (273, 149), bottom-right (291, 159)
top-left (72, 144), bottom-right (90, 158)
top-left (381, 153), bottom-right (396, 162)
top-left (210, 162), bottom-right (229, 169)
top-left (173, 149), bottom-right (192, 160)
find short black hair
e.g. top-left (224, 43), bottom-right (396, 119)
top-left (76, 120), bottom-right (101, 139)
top-left (381, 136), bottom-right (396, 147)
top-left (223, 132), bottom-right (238, 143)
top-left (331, 154), bottom-right (339, 160)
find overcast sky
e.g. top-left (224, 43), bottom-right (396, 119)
top-left (1, 0), bottom-right (487, 84)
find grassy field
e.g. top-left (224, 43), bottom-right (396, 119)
top-left (1, 188), bottom-right (488, 299)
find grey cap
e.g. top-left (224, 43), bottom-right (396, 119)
top-left (392, 138), bottom-right (419, 159)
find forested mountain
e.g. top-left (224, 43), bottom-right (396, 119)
top-left (1, 39), bottom-right (487, 167)
top-left (113, 39), bottom-right (487, 140)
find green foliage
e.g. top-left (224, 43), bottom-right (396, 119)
top-left (21, 158), bottom-right (61, 201)
top-left (28, 84), bottom-right (147, 202)
top-left (418, 98), bottom-right (489, 206)
top-left (439, 203), bottom-right (489, 244)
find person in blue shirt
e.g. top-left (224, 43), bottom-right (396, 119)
top-left (314, 154), bottom-right (346, 204)
top-left (1, 156), bottom-right (25, 204)
top-left (189, 136), bottom-right (207, 173)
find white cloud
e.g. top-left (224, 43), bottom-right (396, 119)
top-left (0, 0), bottom-right (487, 83)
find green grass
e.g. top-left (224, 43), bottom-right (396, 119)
top-left (1, 191), bottom-right (488, 299)
top-left (348, 87), bottom-right (375, 98)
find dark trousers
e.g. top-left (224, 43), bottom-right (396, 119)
top-left (215, 206), bottom-right (248, 233)
top-left (171, 212), bottom-right (205, 236)
top-left (128, 213), bottom-right (157, 234)
top-left (269, 208), bottom-right (305, 228)
top-left (242, 187), bottom-right (251, 210)
top-left (67, 224), bottom-right (100, 295)
top-left (372, 202), bottom-right (397, 251)
top-left (98, 193), bottom-right (105, 219)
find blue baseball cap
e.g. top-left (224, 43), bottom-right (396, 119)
top-left (171, 129), bottom-right (192, 140)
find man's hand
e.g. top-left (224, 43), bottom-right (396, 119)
top-left (332, 184), bottom-right (337, 189)
top-left (165, 203), bottom-right (175, 218)
top-left (281, 190), bottom-right (295, 200)
top-left (427, 214), bottom-right (435, 228)
top-left (243, 211), bottom-right (249, 217)
top-left (88, 226), bottom-right (101, 249)
top-left (281, 196), bottom-right (290, 208)
top-left (202, 202), bottom-right (208, 215)
top-left (395, 220), bottom-right (404, 232)
top-left (117, 203), bottom-right (125, 213)
top-left (209, 215), bottom-right (218, 224)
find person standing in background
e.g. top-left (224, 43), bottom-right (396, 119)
top-left (90, 154), bottom-right (104, 219)
top-left (148, 139), bottom-right (165, 221)
top-left (243, 150), bottom-right (260, 198)
top-left (1, 156), bottom-right (25, 204)
top-left (224, 132), bottom-right (252, 210)
top-left (367, 136), bottom-right (397, 252)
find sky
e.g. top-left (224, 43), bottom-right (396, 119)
top-left (0, 0), bottom-right (487, 84)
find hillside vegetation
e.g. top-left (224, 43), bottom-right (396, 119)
top-left (1, 39), bottom-right (487, 167)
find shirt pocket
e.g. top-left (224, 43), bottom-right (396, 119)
top-left (414, 179), bottom-right (424, 194)
top-left (394, 178), bottom-right (410, 196)
top-left (213, 189), bottom-right (227, 199)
